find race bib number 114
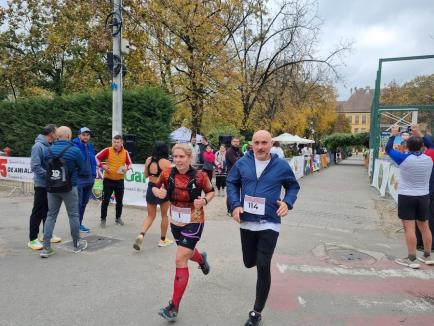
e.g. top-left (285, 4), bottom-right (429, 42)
top-left (243, 195), bottom-right (266, 215)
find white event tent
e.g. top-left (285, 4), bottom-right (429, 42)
top-left (272, 133), bottom-right (315, 145)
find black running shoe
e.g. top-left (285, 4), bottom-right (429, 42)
top-left (245, 311), bottom-right (262, 326)
top-left (198, 251), bottom-right (210, 275)
top-left (158, 301), bottom-right (178, 322)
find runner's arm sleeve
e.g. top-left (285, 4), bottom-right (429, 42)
top-left (423, 135), bottom-right (434, 149)
top-left (226, 163), bottom-right (242, 211)
top-left (282, 165), bottom-right (300, 210)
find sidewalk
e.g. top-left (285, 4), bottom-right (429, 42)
top-left (1, 162), bottom-right (433, 326)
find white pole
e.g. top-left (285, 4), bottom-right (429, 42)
top-left (112, 0), bottom-right (123, 137)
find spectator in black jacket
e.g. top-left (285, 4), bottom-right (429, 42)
top-left (225, 136), bottom-right (243, 214)
top-left (198, 136), bottom-right (209, 165)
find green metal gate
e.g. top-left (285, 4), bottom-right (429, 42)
top-left (369, 54), bottom-right (434, 180)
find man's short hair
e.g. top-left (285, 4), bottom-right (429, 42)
top-left (113, 135), bottom-right (123, 141)
top-left (407, 136), bottom-right (423, 152)
top-left (232, 136), bottom-right (240, 140)
top-left (202, 136), bottom-right (208, 142)
top-left (42, 124), bottom-right (57, 136)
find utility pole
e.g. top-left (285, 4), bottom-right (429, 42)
top-left (112, 0), bottom-right (123, 137)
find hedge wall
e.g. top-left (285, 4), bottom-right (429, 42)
top-left (322, 132), bottom-right (369, 151)
top-left (0, 87), bottom-right (174, 163)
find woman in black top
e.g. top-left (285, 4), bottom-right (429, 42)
top-left (133, 141), bottom-right (173, 250)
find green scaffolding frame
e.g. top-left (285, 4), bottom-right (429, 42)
top-left (369, 54), bottom-right (434, 180)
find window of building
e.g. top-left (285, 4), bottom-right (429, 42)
top-left (354, 128), bottom-right (359, 133)
top-left (347, 115), bottom-right (352, 124)
top-left (355, 115), bottom-right (359, 124)
top-left (362, 114), bottom-right (366, 124)
top-left (361, 128), bottom-right (366, 132)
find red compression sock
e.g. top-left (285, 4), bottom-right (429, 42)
top-left (172, 267), bottom-right (189, 309)
top-left (190, 248), bottom-right (204, 265)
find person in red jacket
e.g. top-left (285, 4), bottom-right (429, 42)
top-left (202, 145), bottom-right (215, 183)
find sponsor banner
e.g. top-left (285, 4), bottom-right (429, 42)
top-left (371, 159), bottom-right (390, 196)
top-left (92, 164), bottom-right (149, 207)
top-left (123, 164), bottom-right (148, 206)
top-left (288, 156), bottom-right (304, 180)
top-left (387, 164), bottom-right (399, 202)
top-left (320, 154), bottom-right (329, 168)
top-left (0, 156), bottom-right (33, 182)
top-left (312, 154), bottom-right (321, 171)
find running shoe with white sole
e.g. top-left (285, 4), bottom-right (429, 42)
top-left (40, 247), bottom-right (55, 258)
top-left (73, 239), bottom-right (88, 253)
top-left (28, 239), bottom-right (43, 250)
top-left (115, 218), bottom-right (125, 226)
top-left (158, 238), bottom-right (174, 247)
top-left (417, 255), bottom-right (434, 265)
top-left (133, 234), bottom-right (144, 251)
top-left (158, 301), bottom-right (178, 322)
top-left (395, 257), bottom-right (420, 269)
top-left (38, 235), bottom-right (62, 243)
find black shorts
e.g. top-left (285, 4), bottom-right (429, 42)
top-left (171, 223), bottom-right (204, 250)
top-left (146, 182), bottom-right (169, 205)
top-left (398, 194), bottom-right (430, 221)
top-left (240, 228), bottom-right (279, 267)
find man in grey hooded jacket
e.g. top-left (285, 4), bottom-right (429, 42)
top-left (28, 124), bottom-right (61, 250)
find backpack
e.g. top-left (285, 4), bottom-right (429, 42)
top-left (46, 145), bottom-right (72, 193)
top-left (167, 167), bottom-right (202, 202)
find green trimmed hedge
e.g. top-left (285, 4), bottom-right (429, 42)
top-left (0, 88), bottom-right (174, 162)
top-left (322, 132), bottom-right (369, 151)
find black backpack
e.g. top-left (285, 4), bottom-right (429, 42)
top-left (46, 145), bottom-right (72, 193)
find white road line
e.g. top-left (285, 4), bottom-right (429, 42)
top-left (297, 296), bottom-right (307, 308)
top-left (276, 263), bottom-right (434, 280)
top-left (358, 299), bottom-right (433, 313)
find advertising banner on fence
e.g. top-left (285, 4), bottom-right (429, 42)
top-left (387, 165), bottom-right (399, 202)
top-left (288, 156), bottom-right (304, 180)
top-left (0, 156), bottom-right (33, 182)
top-left (371, 159), bottom-right (390, 196)
top-left (92, 164), bottom-right (149, 207)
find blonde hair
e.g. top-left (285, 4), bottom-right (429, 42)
top-left (172, 143), bottom-right (192, 157)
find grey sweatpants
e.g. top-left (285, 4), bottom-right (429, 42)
top-left (43, 187), bottom-right (80, 248)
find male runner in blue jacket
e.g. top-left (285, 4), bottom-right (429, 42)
top-left (227, 130), bottom-right (300, 326)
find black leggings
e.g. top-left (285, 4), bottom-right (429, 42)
top-left (215, 174), bottom-right (226, 190)
top-left (240, 228), bottom-right (279, 313)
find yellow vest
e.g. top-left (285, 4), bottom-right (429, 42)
top-left (104, 147), bottom-right (128, 180)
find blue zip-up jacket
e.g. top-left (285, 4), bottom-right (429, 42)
top-left (44, 140), bottom-right (85, 187)
top-left (226, 151), bottom-right (300, 224)
top-left (72, 137), bottom-right (96, 186)
top-left (30, 134), bottom-right (51, 187)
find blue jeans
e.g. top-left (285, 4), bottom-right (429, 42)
top-left (43, 187), bottom-right (80, 249)
top-left (77, 184), bottom-right (93, 225)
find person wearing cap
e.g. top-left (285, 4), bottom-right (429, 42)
top-left (73, 127), bottom-right (97, 233)
top-left (95, 135), bottom-right (132, 228)
top-left (27, 124), bottom-right (62, 250)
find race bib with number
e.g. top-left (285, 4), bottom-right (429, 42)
top-left (243, 195), bottom-right (266, 215)
top-left (170, 205), bottom-right (192, 223)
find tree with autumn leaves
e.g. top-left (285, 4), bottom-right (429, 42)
top-left (1, 0), bottom-right (349, 138)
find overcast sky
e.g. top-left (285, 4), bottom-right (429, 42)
top-left (318, 0), bottom-right (434, 99)
top-left (2, 0), bottom-right (434, 101)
